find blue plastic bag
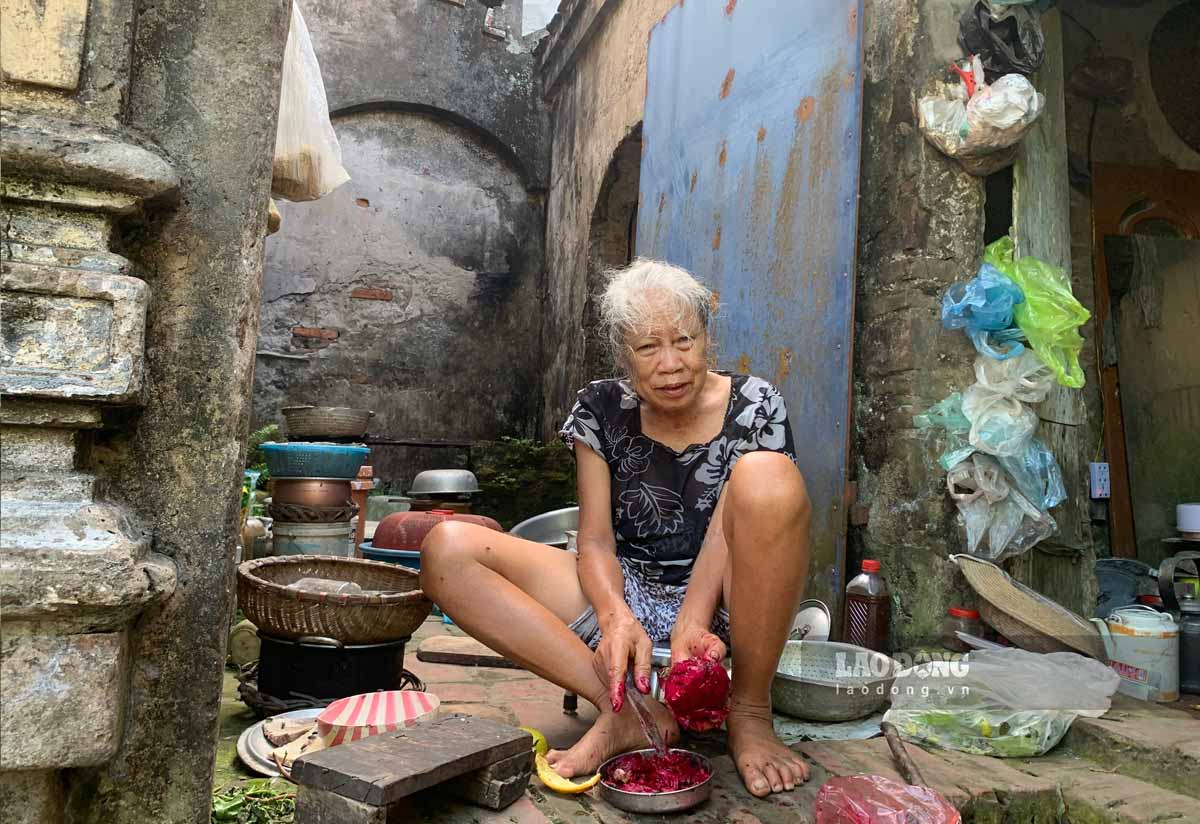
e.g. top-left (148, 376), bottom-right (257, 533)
top-left (998, 437), bottom-right (1066, 511)
top-left (942, 264), bottom-right (1027, 360)
top-left (914, 393), bottom-right (976, 471)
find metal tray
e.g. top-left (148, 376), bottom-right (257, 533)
top-left (235, 707), bottom-right (322, 777)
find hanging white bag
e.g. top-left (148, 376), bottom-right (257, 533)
top-left (272, 3), bottom-right (350, 202)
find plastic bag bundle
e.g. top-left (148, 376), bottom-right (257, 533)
top-left (273, 4), bottom-right (350, 202)
top-left (942, 263), bottom-right (1027, 359)
top-left (947, 454), bottom-right (1054, 560)
top-left (983, 237), bottom-right (1091, 388)
top-left (960, 385), bottom-right (1037, 457)
top-left (884, 649), bottom-right (1120, 758)
top-left (972, 350), bottom-right (1053, 403)
top-left (913, 393), bottom-right (975, 471)
top-left (958, 0), bottom-right (1045, 81)
top-left (918, 57), bottom-right (1044, 176)
top-left (815, 775), bottom-right (961, 824)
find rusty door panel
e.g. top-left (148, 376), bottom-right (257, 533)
top-left (637, 0), bottom-right (863, 612)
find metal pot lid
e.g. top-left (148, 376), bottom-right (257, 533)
top-left (408, 469), bottom-right (481, 494)
top-left (790, 599), bottom-right (831, 641)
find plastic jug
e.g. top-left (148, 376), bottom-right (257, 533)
top-left (842, 559), bottom-right (891, 653)
top-left (1090, 605), bottom-right (1179, 702)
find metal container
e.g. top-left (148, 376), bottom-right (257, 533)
top-left (509, 506), bottom-right (580, 549)
top-left (272, 477), bottom-right (353, 509)
top-left (598, 749), bottom-right (713, 814)
top-left (771, 640), bottom-right (898, 721)
top-left (256, 633), bottom-right (409, 702)
top-left (408, 469), bottom-right (480, 495)
top-left (1179, 597), bottom-right (1200, 695)
top-left (282, 406), bottom-right (374, 438)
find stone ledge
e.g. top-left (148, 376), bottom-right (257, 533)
top-left (0, 111), bottom-right (179, 205)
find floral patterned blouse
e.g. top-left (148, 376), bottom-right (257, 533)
top-left (559, 373), bottom-right (797, 588)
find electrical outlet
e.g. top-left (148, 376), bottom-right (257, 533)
top-left (1089, 462), bottom-right (1111, 499)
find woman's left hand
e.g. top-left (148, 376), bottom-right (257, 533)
top-left (670, 620), bottom-right (727, 667)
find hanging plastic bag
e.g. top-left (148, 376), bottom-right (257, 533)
top-left (998, 437), bottom-right (1065, 511)
top-left (984, 237), bottom-right (1091, 388)
top-left (919, 57), bottom-right (1044, 176)
top-left (971, 350), bottom-right (1053, 403)
top-left (942, 263), bottom-right (1027, 359)
top-left (272, 4), bottom-right (350, 202)
top-left (884, 648), bottom-right (1120, 758)
top-left (914, 393), bottom-right (976, 471)
top-left (958, 0), bottom-right (1045, 81)
top-left (960, 384), bottom-right (1037, 457)
top-left (815, 775), bottom-right (961, 824)
top-left (947, 454), bottom-right (1055, 559)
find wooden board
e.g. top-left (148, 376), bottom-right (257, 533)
top-left (291, 713), bottom-right (531, 807)
top-left (416, 635), bottom-right (523, 669)
top-left (1011, 10), bottom-right (1095, 617)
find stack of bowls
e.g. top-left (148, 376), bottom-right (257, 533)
top-left (262, 442), bottom-right (370, 556)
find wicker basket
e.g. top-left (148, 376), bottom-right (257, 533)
top-left (282, 406), bottom-right (373, 438)
top-left (238, 555), bottom-right (432, 644)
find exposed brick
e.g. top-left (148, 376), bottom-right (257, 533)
top-left (350, 287), bottom-right (393, 301)
top-left (291, 326), bottom-right (338, 340)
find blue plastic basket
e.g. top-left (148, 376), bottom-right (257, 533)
top-left (359, 542), bottom-right (450, 623)
top-left (260, 442), bottom-right (369, 479)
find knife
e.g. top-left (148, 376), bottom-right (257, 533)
top-left (625, 672), bottom-right (668, 756)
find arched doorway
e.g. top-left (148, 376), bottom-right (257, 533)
top-left (582, 125), bottom-right (642, 381)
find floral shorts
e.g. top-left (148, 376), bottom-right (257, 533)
top-left (568, 558), bottom-right (732, 650)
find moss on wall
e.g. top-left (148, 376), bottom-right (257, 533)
top-left (471, 437), bottom-right (577, 530)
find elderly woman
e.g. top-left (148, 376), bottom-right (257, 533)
top-left (421, 260), bottom-right (811, 797)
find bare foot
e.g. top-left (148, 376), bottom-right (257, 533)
top-left (727, 700), bottom-right (810, 797)
top-left (546, 697), bottom-right (679, 778)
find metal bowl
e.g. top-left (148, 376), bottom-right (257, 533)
top-left (509, 506), bottom-right (580, 548)
top-left (771, 640), bottom-right (898, 722)
top-left (407, 469), bottom-right (480, 496)
top-left (598, 749), bottom-right (713, 814)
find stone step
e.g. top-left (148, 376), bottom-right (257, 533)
top-left (801, 735), bottom-right (1200, 824)
top-left (1063, 693), bottom-right (1200, 802)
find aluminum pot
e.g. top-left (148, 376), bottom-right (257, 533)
top-left (271, 477), bottom-right (353, 509)
top-left (771, 640), bottom-right (898, 721)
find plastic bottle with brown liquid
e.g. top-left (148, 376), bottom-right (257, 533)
top-left (842, 559), bottom-right (891, 653)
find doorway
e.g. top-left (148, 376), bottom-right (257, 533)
top-left (1092, 164), bottom-right (1200, 562)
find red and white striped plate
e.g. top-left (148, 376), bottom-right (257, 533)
top-left (316, 690), bottom-right (440, 747)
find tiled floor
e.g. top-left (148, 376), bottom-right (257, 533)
top-left (217, 617), bottom-right (1200, 823)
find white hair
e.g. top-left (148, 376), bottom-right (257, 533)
top-left (598, 258), bottom-right (714, 369)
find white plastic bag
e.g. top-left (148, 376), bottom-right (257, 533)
top-left (272, 4), bottom-right (350, 202)
top-left (884, 649), bottom-right (1119, 758)
top-left (960, 352), bottom-right (1049, 457)
top-left (947, 454), bottom-right (1055, 560)
top-left (918, 56), bottom-right (1045, 176)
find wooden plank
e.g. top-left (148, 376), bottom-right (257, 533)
top-left (443, 751), bottom-right (533, 810)
top-left (291, 713), bottom-right (532, 807)
top-left (294, 786), bottom-right (388, 824)
top-left (1011, 10), bottom-right (1094, 613)
top-left (416, 635), bottom-right (524, 669)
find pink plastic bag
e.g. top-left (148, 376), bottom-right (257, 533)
top-left (815, 776), bottom-right (961, 824)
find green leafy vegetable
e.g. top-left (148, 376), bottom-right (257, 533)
top-left (211, 779), bottom-right (295, 824)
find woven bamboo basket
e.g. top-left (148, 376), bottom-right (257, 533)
top-left (238, 555), bottom-right (432, 644)
top-left (281, 406), bottom-right (373, 438)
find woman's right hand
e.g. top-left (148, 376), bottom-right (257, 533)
top-left (593, 615), bottom-right (653, 713)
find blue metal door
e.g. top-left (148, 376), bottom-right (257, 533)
top-left (637, 0), bottom-right (863, 610)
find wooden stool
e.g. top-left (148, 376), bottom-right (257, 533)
top-left (292, 713), bottom-right (532, 822)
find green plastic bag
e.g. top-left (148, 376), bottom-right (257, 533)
top-left (914, 392), bottom-right (975, 471)
top-left (983, 237), bottom-right (1091, 388)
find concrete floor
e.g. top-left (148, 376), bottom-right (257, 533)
top-left (216, 617), bottom-right (1200, 823)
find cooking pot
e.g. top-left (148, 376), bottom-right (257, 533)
top-left (256, 633), bottom-right (409, 701)
top-left (408, 469), bottom-right (480, 495)
top-left (271, 477), bottom-right (353, 509)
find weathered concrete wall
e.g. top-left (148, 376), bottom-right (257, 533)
top-left (536, 0), bottom-right (676, 435)
top-left (253, 0), bottom-right (548, 490)
top-left (850, 0), bottom-right (985, 646)
top-left (66, 1), bottom-right (291, 821)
